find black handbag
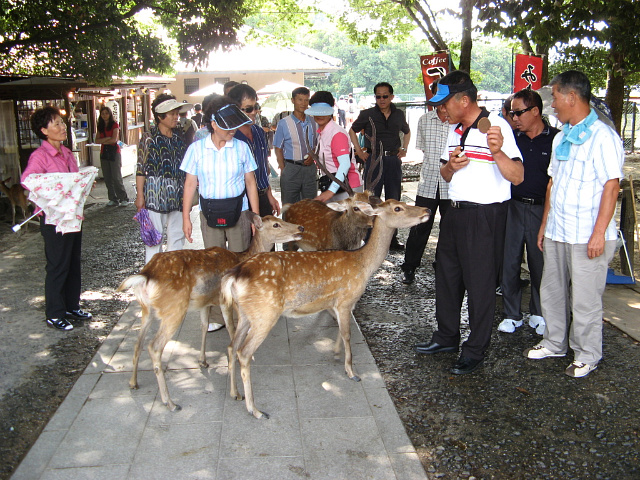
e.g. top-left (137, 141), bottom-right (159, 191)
top-left (199, 191), bottom-right (245, 228)
top-left (318, 175), bottom-right (346, 194)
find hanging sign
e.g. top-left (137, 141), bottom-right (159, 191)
top-left (420, 53), bottom-right (450, 100)
top-left (514, 54), bottom-right (543, 92)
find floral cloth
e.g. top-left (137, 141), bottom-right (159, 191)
top-left (22, 167), bottom-right (98, 234)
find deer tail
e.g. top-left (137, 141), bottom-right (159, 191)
top-left (118, 274), bottom-right (150, 308)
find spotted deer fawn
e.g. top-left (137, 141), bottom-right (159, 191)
top-left (0, 178), bottom-right (30, 228)
top-left (220, 199), bottom-right (431, 419)
top-left (118, 213), bottom-right (304, 411)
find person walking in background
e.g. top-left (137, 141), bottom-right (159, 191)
top-left (228, 84), bottom-right (280, 216)
top-left (95, 106), bottom-right (129, 207)
top-left (413, 71), bottom-right (524, 375)
top-left (306, 91), bottom-right (363, 203)
top-left (349, 82), bottom-right (410, 250)
top-left (337, 95), bottom-right (347, 128)
top-left (178, 109), bottom-right (198, 146)
top-left (401, 82), bottom-right (451, 284)
top-left (21, 106), bottom-right (92, 331)
top-left (192, 103), bottom-right (203, 128)
top-left (274, 87), bottom-right (317, 206)
top-left (136, 94), bottom-right (191, 263)
top-left (524, 70), bottom-right (624, 378)
top-left (498, 89), bottom-right (559, 335)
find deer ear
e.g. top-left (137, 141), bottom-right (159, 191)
top-left (248, 211), bottom-right (263, 228)
top-left (368, 195), bottom-right (383, 206)
top-left (326, 201), bottom-right (349, 212)
top-left (355, 201), bottom-right (377, 215)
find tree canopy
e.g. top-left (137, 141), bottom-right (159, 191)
top-left (0, 0), bottom-right (307, 85)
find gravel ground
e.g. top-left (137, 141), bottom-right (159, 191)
top-left (0, 160), bottom-right (639, 479)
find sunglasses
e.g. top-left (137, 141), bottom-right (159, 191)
top-left (509, 106), bottom-right (535, 118)
top-left (241, 104), bottom-right (259, 114)
top-left (375, 95), bottom-right (390, 100)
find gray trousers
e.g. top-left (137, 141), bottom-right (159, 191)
top-left (280, 163), bottom-right (317, 206)
top-left (540, 238), bottom-right (616, 365)
top-left (101, 154), bottom-right (128, 202)
top-left (501, 200), bottom-right (544, 320)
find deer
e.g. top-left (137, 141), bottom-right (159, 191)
top-left (117, 213), bottom-right (304, 411)
top-left (281, 192), bottom-right (378, 251)
top-left (0, 178), bottom-right (30, 229)
top-left (220, 199), bottom-right (431, 419)
top-left (281, 118), bottom-right (384, 252)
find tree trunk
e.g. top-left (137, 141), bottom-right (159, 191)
top-left (605, 53), bottom-right (625, 134)
top-left (459, 0), bottom-right (474, 72)
top-left (535, 45), bottom-right (550, 86)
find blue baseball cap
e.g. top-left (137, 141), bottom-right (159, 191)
top-left (427, 79), bottom-right (475, 106)
top-left (305, 103), bottom-right (335, 116)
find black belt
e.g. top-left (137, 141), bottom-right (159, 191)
top-left (258, 188), bottom-right (269, 196)
top-left (513, 195), bottom-right (544, 205)
top-left (451, 200), bottom-right (481, 209)
top-left (384, 150), bottom-right (399, 156)
top-left (285, 159), bottom-right (305, 165)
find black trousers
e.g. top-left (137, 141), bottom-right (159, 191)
top-left (40, 217), bottom-right (82, 319)
top-left (403, 189), bottom-right (450, 271)
top-left (432, 201), bottom-right (507, 360)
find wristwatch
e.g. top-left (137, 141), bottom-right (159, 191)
top-left (400, 147), bottom-right (407, 151)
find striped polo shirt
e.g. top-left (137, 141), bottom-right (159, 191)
top-left (274, 114), bottom-right (316, 161)
top-left (443, 111), bottom-right (522, 204)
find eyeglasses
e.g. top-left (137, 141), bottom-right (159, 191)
top-left (241, 104), bottom-right (259, 114)
top-left (375, 95), bottom-right (390, 100)
top-left (509, 106), bottom-right (535, 118)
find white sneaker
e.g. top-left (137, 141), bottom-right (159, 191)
top-left (529, 315), bottom-right (546, 335)
top-left (207, 322), bottom-right (224, 332)
top-left (565, 361), bottom-right (597, 378)
top-left (524, 344), bottom-right (566, 359)
top-left (498, 318), bottom-right (523, 333)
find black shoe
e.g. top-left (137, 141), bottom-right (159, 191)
top-left (415, 341), bottom-right (458, 354)
top-left (66, 309), bottom-right (92, 321)
top-left (46, 318), bottom-right (73, 331)
top-left (389, 239), bottom-right (405, 251)
top-left (450, 356), bottom-right (484, 375)
top-left (402, 269), bottom-right (415, 284)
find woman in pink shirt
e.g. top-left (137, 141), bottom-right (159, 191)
top-left (305, 91), bottom-right (363, 203)
top-left (21, 106), bottom-right (92, 331)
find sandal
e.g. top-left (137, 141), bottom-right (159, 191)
top-left (46, 318), bottom-right (73, 331)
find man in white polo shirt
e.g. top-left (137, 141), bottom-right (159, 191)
top-left (524, 70), bottom-right (624, 378)
top-left (414, 70), bottom-right (524, 375)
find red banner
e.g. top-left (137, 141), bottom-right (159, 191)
top-left (420, 53), bottom-right (450, 100)
top-left (514, 54), bottom-right (543, 92)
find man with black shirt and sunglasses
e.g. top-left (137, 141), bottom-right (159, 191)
top-left (413, 71), bottom-right (524, 375)
top-left (498, 89), bottom-right (559, 336)
top-left (349, 82), bottom-right (410, 250)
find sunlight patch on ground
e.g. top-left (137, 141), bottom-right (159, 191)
top-left (82, 290), bottom-right (112, 300)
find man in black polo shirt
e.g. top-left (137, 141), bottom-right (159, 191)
top-left (349, 82), bottom-right (410, 250)
top-left (498, 89), bottom-right (559, 335)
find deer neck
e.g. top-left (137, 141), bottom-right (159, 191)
top-left (354, 218), bottom-right (395, 275)
top-left (243, 234), bottom-right (272, 259)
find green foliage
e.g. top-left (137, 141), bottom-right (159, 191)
top-left (0, 0), bottom-right (250, 84)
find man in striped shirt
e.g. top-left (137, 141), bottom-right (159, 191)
top-left (414, 71), bottom-right (524, 376)
top-left (274, 87), bottom-right (317, 206)
top-left (524, 70), bottom-right (624, 378)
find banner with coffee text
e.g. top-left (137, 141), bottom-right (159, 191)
top-left (420, 53), bottom-right (450, 100)
top-left (514, 54), bottom-right (543, 92)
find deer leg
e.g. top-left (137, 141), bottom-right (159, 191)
top-left (228, 317), bottom-right (250, 402)
top-left (148, 317), bottom-right (183, 411)
top-left (237, 314), bottom-right (280, 419)
top-left (198, 306), bottom-right (210, 368)
top-left (129, 304), bottom-right (153, 390)
top-left (336, 307), bottom-right (360, 382)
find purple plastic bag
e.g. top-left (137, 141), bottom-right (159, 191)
top-left (133, 208), bottom-right (163, 246)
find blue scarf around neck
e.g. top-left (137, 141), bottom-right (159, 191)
top-left (555, 108), bottom-right (598, 161)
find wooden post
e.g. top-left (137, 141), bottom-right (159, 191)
top-left (620, 175), bottom-right (637, 276)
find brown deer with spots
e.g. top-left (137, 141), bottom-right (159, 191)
top-left (118, 213), bottom-right (304, 411)
top-left (220, 199), bottom-right (430, 419)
